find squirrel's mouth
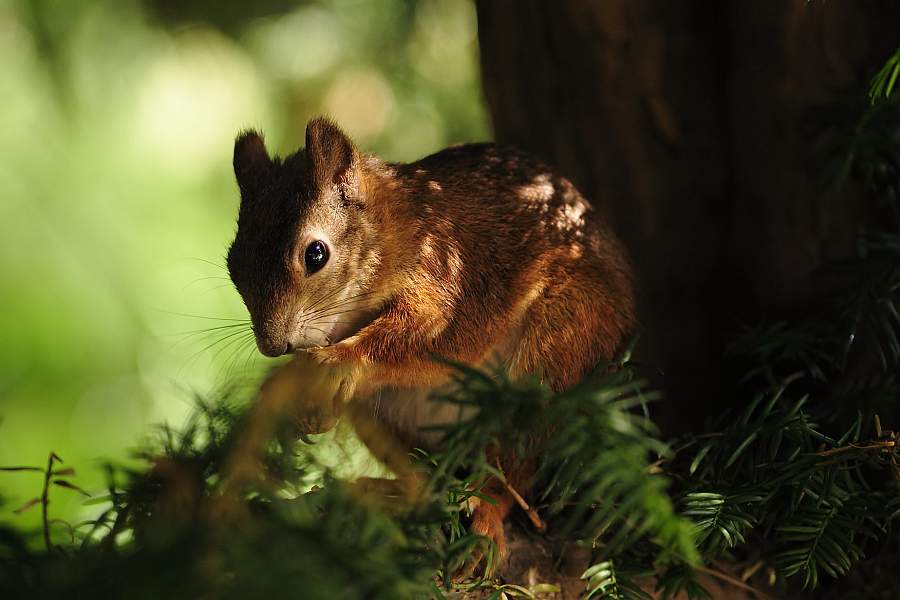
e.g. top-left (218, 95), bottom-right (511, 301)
top-left (276, 291), bottom-right (387, 354)
top-left (322, 304), bottom-right (384, 345)
top-left (287, 301), bottom-right (384, 352)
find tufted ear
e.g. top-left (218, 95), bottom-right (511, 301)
top-left (233, 130), bottom-right (271, 194)
top-left (305, 117), bottom-right (359, 193)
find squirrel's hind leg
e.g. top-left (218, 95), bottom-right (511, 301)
top-left (507, 264), bottom-right (633, 391)
top-left (464, 450), bottom-right (535, 577)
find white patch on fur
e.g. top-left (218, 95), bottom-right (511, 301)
top-left (365, 385), bottom-right (476, 447)
top-left (515, 173), bottom-right (554, 204)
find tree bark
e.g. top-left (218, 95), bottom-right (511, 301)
top-left (476, 0), bottom-right (900, 431)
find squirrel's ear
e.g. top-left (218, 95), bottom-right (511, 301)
top-left (305, 117), bottom-right (359, 191)
top-left (233, 130), bottom-right (270, 193)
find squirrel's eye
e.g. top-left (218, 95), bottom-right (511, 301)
top-left (304, 240), bottom-right (329, 274)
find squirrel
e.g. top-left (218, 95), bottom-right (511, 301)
top-left (226, 116), bottom-right (636, 567)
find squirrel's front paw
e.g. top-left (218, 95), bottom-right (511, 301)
top-left (309, 345), bottom-right (339, 365)
top-left (270, 353), bottom-right (356, 436)
top-left (309, 337), bottom-right (359, 365)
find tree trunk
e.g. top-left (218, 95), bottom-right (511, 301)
top-left (476, 0), bottom-right (900, 431)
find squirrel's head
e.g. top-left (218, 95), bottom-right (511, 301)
top-left (227, 117), bottom-right (383, 357)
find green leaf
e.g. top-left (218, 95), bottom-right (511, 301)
top-left (723, 432), bottom-right (757, 469)
top-left (688, 444), bottom-right (712, 476)
top-left (13, 497), bottom-right (42, 514)
top-left (53, 480), bottom-right (91, 497)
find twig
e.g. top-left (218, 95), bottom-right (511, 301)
top-left (696, 564), bottom-right (774, 599)
top-left (814, 440), bottom-right (896, 457)
top-left (740, 559), bottom-right (765, 583)
top-left (41, 452), bottom-right (60, 553)
top-left (495, 460), bottom-right (546, 532)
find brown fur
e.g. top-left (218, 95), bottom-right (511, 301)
top-left (227, 117), bottom-right (636, 566)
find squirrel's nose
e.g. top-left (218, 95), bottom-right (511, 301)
top-left (256, 336), bottom-right (289, 358)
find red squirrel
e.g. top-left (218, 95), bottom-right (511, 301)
top-left (226, 117), bottom-right (636, 565)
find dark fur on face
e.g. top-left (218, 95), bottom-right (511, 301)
top-left (227, 119), bottom-right (382, 356)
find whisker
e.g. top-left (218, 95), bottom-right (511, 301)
top-left (155, 309), bottom-right (250, 323)
top-left (217, 332), bottom-right (257, 379)
top-left (311, 302), bottom-right (384, 321)
top-left (307, 320), bottom-right (353, 325)
top-left (171, 325), bottom-right (251, 345)
top-left (215, 336), bottom-right (248, 376)
top-left (308, 289), bottom-right (377, 311)
top-left (203, 282), bottom-right (238, 293)
top-left (175, 327), bottom-right (251, 381)
top-left (302, 285), bottom-right (347, 316)
top-left (210, 330), bottom-right (253, 365)
top-left (186, 257), bottom-right (228, 271)
top-left (192, 328), bottom-right (255, 359)
top-left (301, 290), bottom-right (371, 322)
top-left (304, 325), bottom-right (332, 343)
top-left (168, 323), bottom-right (251, 338)
top-left (215, 334), bottom-right (257, 382)
top-left (304, 291), bottom-right (380, 320)
top-left (166, 325), bottom-right (252, 354)
top-left (240, 339), bottom-right (260, 372)
top-left (182, 276), bottom-right (232, 291)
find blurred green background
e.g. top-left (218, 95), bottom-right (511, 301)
top-left (0, 0), bottom-right (488, 537)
